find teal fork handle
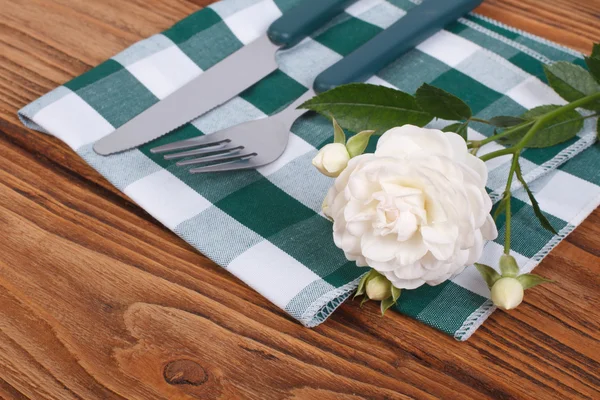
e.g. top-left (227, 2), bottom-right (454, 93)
top-left (313, 0), bottom-right (484, 93)
top-left (268, 0), bottom-right (357, 48)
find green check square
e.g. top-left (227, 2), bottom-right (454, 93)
top-left (139, 124), bottom-right (204, 162)
top-left (417, 282), bottom-right (488, 335)
top-left (321, 262), bottom-right (364, 287)
top-left (65, 59), bottom-right (123, 92)
top-left (138, 124), bottom-right (264, 203)
top-left (215, 178), bottom-right (316, 238)
top-left (446, 21), bottom-right (469, 36)
top-left (514, 36), bottom-right (581, 63)
top-left (474, 96), bottom-right (527, 136)
top-left (521, 137), bottom-right (579, 166)
top-left (509, 52), bottom-right (546, 81)
top-left (292, 113), bottom-right (336, 148)
top-left (394, 281), bottom-right (450, 318)
top-left (431, 69), bottom-right (503, 115)
top-left (240, 70), bottom-right (307, 115)
top-left (74, 66), bottom-right (157, 127)
top-left (314, 13), bottom-right (382, 56)
top-left (378, 49), bottom-right (451, 94)
top-left (177, 22), bottom-right (243, 70)
top-left (494, 198), bottom-right (567, 258)
top-left (492, 196), bottom-right (527, 232)
top-left (560, 145), bottom-right (600, 185)
top-left (163, 8), bottom-right (222, 44)
top-left (452, 27), bottom-right (521, 60)
top-left (270, 215), bottom-right (350, 277)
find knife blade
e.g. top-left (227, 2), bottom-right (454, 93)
top-left (93, 0), bottom-right (357, 155)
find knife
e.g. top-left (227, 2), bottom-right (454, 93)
top-left (93, 0), bottom-right (357, 155)
top-left (150, 0), bottom-right (485, 173)
top-left (314, 0), bottom-right (484, 92)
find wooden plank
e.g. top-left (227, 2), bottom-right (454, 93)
top-left (0, 0), bottom-right (599, 398)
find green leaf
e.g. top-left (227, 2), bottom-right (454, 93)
top-left (499, 254), bottom-right (520, 277)
top-left (415, 83), bottom-right (472, 120)
top-left (543, 62), bottom-right (600, 110)
top-left (360, 296), bottom-right (370, 307)
top-left (493, 197), bottom-right (508, 221)
top-left (517, 273), bottom-right (554, 290)
top-left (497, 105), bottom-right (584, 148)
top-left (514, 161), bottom-right (558, 235)
top-left (354, 269), bottom-right (378, 299)
top-left (380, 296), bottom-right (396, 316)
top-left (391, 286), bottom-right (401, 302)
top-left (442, 123), bottom-right (462, 132)
top-left (474, 263), bottom-right (501, 289)
top-left (332, 117), bottom-right (346, 144)
top-left (488, 116), bottom-right (527, 128)
top-left (585, 56), bottom-right (600, 84)
top-left (346, 130), bottom-right (375, 157)
top-left (592, 43), bottom-right (600, 59)
top-left (299, 83), bottom-right (433, 133)
top-left (353, 272), bottom-right (369, 299)
top-left (442, 122), bottom-right (468, 141)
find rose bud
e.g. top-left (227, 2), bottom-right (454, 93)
top-left (491, 277), bottom-right (524, 310)
top-left (312, 143), bottom-right (351, 177)
top-left (366, 275), bottom-right (392, 301)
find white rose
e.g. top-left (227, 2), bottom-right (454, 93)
top-left (491, 277), bottom-right (524, 310)
top-left (325, 125), bottom-right (498, 289)
top-left (312, 143), bottom-right (351, 177)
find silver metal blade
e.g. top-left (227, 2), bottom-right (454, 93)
top-left (93, 34), bottom-right (279, 155)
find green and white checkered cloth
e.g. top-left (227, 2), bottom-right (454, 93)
top-left (19, 0), bottom-right (600, 340)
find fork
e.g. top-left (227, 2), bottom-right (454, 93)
top-left (151, 0), bottom-right (483, 173)
top-left (150, 90), bottom-right (315, 173)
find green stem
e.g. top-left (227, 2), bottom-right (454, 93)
top-left (469, 117), bottom-right (491, 124)
top-left (502, 153), bottom-right (520, 254)
top-left (468, 121), bottom-right (535, 149)
top-left (479, 147), bottom-right (515, 162)
top-left (517, 93), bottom-right (600, 150)
top-left (488, 92), bottom-right (600, 256)
top-left (471, 96), bottom-right (600, 151)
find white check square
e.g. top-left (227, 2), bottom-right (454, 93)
top-left (126, 46), bottom-right (202, 99)
top-left (506, 76), bottom-right (566, 109)
top-left (520, 170), bottom-right (600, 223)
top-left (33, 92), bottom-right (114, 150)
top-left (124, 170), bottom-right (211, 230)
top-left (417, 30), bottom-right (481, 67)
top-left (228, 241), bottom-right (321, 309)
top-left (258, 133), bottom-right (314, 176)
top-left (223, 0), bottom-right (282, 44)
top-left (277, 38), bottom-right (342, 88)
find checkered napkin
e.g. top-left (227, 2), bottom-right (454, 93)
top-left (19, 0), bottom-right (600, 340)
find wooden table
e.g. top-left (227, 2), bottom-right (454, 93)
top-left (1, 0), bottom-right (599, 398)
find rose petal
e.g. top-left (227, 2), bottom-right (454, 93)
top-left (394, 233), bottom-right (428, 265)
top-left (480, 214), bottom-right (499, 240)
top-left (361, 233), bottom-right (398, 262)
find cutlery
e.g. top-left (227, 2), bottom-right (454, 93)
top-left (93, 0), bottom-right (358, 155)
top-left (150, 0), bottom-right (484, 173)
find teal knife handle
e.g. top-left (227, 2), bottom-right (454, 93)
top-left (313, 0), bottom-right (483, 93)
top-left (268, 0), bottom-right (356, 48)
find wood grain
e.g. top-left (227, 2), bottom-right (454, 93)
top-left (0, 0), bottom-right (599, 398)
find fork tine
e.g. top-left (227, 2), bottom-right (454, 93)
top-left (151, 137), bottom-right (230, 154)
top-left (175, 147), bottom-right (245, 166)
top-left (189, 153), bottom-right (257, 173)
top-left (164, 144), bottom-right (243, 160)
